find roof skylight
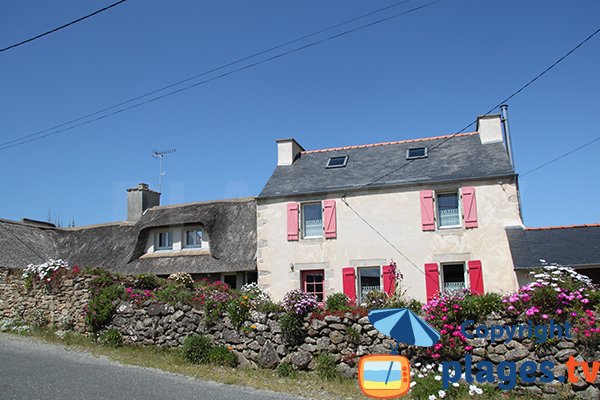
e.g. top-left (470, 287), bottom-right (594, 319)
top-left (406, 147), bottom-right (428, 160)
top-left (326, 155), bottom-right (348, 168)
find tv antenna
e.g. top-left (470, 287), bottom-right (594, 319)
top-left (152, 148), bottom-right (176, 193)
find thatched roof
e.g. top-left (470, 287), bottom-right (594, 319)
top-left (0, 198), bottom-right (257, 275)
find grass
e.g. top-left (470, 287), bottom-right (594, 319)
top-left (5, 328), bottom-right (555, 400)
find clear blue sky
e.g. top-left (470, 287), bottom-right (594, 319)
top-left (1, 0), bottom-right (598, 227)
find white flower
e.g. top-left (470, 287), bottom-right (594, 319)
top-left (410, 381), bottom-right (416, 388)
top-left (438, 390), bottom-right (446, 398)
top-left (417, 373), bottom-right (424, 378)
top-left (415, 362), bottom-right (422, 367)
top-left (428, 395), bottom-right (436, 400)
top-left (426, 364), bottom-right (434, 370)
top-left (452, 382), bottom-right (460, 387)
top-left (468, 385), bottom-right (483, 395)
top-left (434, 375), bottom-right (441, 381)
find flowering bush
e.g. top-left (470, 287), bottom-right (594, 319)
top-left (22, 259), bottom-right (70, 289)
top-left (168, 272), bottom-right (194, 288)
top-left (422, 291), bottom-right (469, 360)
top-left (125, 287), bottom-right (156, 305)
top-left (282, 289), bottom-right (318, 316)
top-left (191, 280), bottom-right (232, 326)
top-left (240, 282), bottom-right (273, 309)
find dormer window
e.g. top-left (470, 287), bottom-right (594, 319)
top-left (184, 229), bottom-right (203, 248)
top-left (155, 231), bottom-right (173, 250)
top-left (326, 155), bottom-right (348, 168)
top-left (407, 147), bottom-right (427, 159)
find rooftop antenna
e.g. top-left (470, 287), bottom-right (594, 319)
top-left (152, 148), bottom-right (176, 193)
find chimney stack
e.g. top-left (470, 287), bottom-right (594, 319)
top-left (127, 183), bottom-right (160, 222)
top-left (276, 138), bottom-right (304, 166)
top-left (476, 114), bottom-right (503, 144)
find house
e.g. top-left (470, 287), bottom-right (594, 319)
top-left (507, 224), bottom-right (600, 285)
top-left (256, 114), bottom-right (524, 303)
top-left (0, 184), bottom-right (257, 288)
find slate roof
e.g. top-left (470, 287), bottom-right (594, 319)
top-left (259, 132), bottom-right (516, 199)
top-left (0, 198), bottom-right (257, 275)
top-left (506, 225), bottom-right (600, 270)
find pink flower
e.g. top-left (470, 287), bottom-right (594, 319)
top-left (556, 309), bottom-right (563, 314)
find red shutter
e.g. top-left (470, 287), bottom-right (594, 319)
top-left (420, 190), bottom-right (435, 231)
top-left (425, 263), bottom-right (440, 301)
top-left (468, 260), bottom-right (484, 294)
top-left (382, 265), bottom-right (395, 296)
top-left (287, 202), bottom-right (299, 241)
top-left (323, 199), bottom-right (337, 239)
top-left (462, 186), bottom-right (478, 228)
top-left (342, 267), bottom-right (356, 305)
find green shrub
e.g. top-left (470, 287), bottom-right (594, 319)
top-left (345, 327), bottom-right (361, 345)
top-left (407, 299), bottom-right (423, 314)
top-left (182, 334), bottom-right (213, 364)
top-left (85, 284), bottom-right (124, 332)
top-left (99, 328), bottom-right (123, 347)
top-left (460, 292), bottom-right (503, 322)
top-left (325, 293), bottom-right (351, 312)
top-left (276, 362), bottom-right (296, 378)
top-left (255, 300), bottom-right (283, 314)
top-left (207, 345), bottom-right (237, 367)
top-left (134, 274), bottom-right (162, 290)
top-left (315, 354), bottom-right (340, 381)
top-left (363, 290), bottom-right (387, 309)
top-left (155, 284), bottom-right (193, 305)
top-left (226, 296), bottom-right (250, 329)
top-left (90, 274), bottom-right (115, 289)
top-left (280, 313), bottom-right (305, 345)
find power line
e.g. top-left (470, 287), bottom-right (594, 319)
top-left (0, 0), bottom-right (443, 152)
top-left (365, 24), bottom-right (600, 188)
top-left (521, 135), bottom-right (600, 177)
top-left (0, 0), bottom-right (128, 53)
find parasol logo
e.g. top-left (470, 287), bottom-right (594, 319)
top-left (358, 308), bottom-right (441, 399)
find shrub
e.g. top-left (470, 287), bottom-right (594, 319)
top-left (325, 293), bottom-right (351, 312)
top-left (460, 292), bottom-right (503, 322)
top-left (255, 300), bottom-right (283, 314)
top-left (155, 284), bottom-right (193, 305)
top-left (345, 326), bottom-right (361, 345)
top-left (315, 354), bottom-right (340, 381)
top-left (182, 334), bottom-right (213, 364)
top-left (226, 296), bottom-right (250, 329)
top-left (240, 282), bottom-right (273, 309)
top-left (85, 284), bottom-right (124, 332)
top-left (22, 259), bottom-right (70, 289)
top-left (276, 362), bottom-right (296, 378)
top-left (99, 328), bottom-right (123, 347)
top-left (134, 274), bottom-right (162, 290)
top-left (280, 313), bottom-right (305, 345)
top-left (207, 345), bottom-right (237, 367)
top-left (90, 274), bottom-right (115, 290)
top-left (363, 290), bottom-right (387, 309)
top-left (168, 272), bottom-right (194, 288)
top-left (282, 289), bottom-right (318, 316)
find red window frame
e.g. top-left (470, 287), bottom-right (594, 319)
top-left (301, 269), bottom-right (325, 302)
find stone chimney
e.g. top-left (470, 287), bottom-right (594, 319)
top-left (477, 114), bottom-right (503, 144)
top-left (127, 183), bottom-right (160, 222)
top-left (276, 138), bottom-right (304, 166)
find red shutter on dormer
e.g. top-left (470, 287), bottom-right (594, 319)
top-left (342, 267), bottom-right (356, 304)
top-left (462, 186), bottom-right (478, 228)
top-left (420, 190), bottom-right (435, 231)
top-left (425, 263), bottom-right (440, 301)
top-left (323, 199), bottom-right (337, 239)
top-left (468, 260), bottom-right (484, 294)
top-left (287, 202), bottom-right (299, 241)
top-left (382, 265), bottom-right (395, 296)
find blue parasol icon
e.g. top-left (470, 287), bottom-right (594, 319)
top-left (368, 308), bottom-right (441, 385)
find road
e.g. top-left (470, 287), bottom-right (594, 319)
top-left (0, 334), bottom-right (302, 400)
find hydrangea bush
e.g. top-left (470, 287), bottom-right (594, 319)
top-left (282, 289), bottom-right (318, 315)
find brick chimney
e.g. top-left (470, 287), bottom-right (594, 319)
top-left (276, 138), bottom-right (304, 166)
top-left (127, 183), bottom-right (160, 221)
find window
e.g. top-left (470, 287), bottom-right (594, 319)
top-left (326, 155), bottom-right (348, 168)
top-left (358, 267), bottom-right (381, 303)
top-left (442, 263), bottom-right (466, 293)
top-left (302, 203), bottom-right (323, 238)
top-left (223, 274), bottom-right (237, 290)
top-left (407, 147), bottom-right (428, 159)
top-left (155, 231), bottom-right (173, 250)
top-left (184, 229), bottom-right (203, 248)
top-left (437, 192), bottom-right (461, 228)
top-left (301, 270), bottom-right (325, 301)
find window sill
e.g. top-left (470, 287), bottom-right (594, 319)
top-left (437, 225), bottom-right (462, 230)
top-left (141, 249), bottom-right (211, 259)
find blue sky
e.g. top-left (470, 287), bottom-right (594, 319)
top-left (1, 0), bottom-right (598, 227)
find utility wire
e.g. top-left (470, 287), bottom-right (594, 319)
top-left (365, 25), bottom-right (600, 187)
top-left (0, 0), bottom-right (128, 53)
top-left (521, 135), bottom-right (600, 177)
top-left (0, 0), bottom-right (443, 151)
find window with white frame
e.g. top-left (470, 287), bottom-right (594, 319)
top-left (437, 191), bottom-right (461, 228)
top-left (442, 263), bottom-right (466, 293)
top-left (358, 267), bottom-right (381, 304)
top-left (184, 228), bottom-right (203, 248)
top-left (155, 231), bottom-right (173, 250)
top-left (302, 203), bottom-right (323, 238)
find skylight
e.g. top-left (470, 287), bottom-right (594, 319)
top-left (326, 155), bottom-right (348, 168)
top-left (406, 147), bottom-right (428, 159)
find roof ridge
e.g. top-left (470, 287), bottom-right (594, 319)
top-left (301, 131), bottom-right (478, 154)
top-left (525, 223), bottom-right (600, 231)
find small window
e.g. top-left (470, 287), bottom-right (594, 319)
top-left (326, 155), bottom-right (348, 168)
top-left (437, 192), bottom-right (461, 228)
top-left (301, 270), bottom-right (325, 301)
top-left (155, 231), bottom-right (173, 250)
top-left (223, 274), bottom-right (237, 289)
top-left (442, 263), bottom-right (466, 294)
top-left (184, 229), bottom-right (203, 248)
top-left (302, 203), bottom-right (323, 238)
top-left (406, 147), bottom-right (428, 159)
top-left (358, 267), bottom-right (381, 303)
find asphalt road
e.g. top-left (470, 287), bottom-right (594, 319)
top-left (0, 334), bottom-right (303, 400)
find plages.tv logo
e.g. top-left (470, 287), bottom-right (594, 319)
top-left (358, 308), bottom-right (441, 399)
